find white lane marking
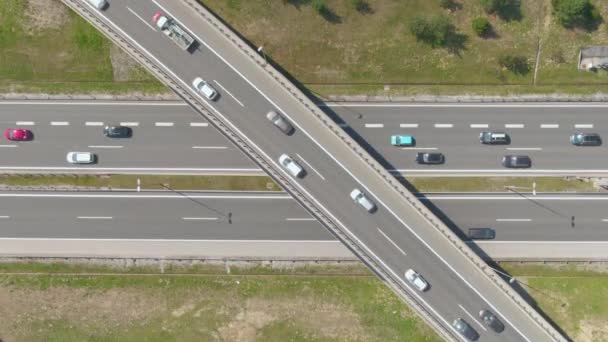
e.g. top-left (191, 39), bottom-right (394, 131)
top-left (16, 121), bottom-right (34, 126)
top-left (400, 147), bottom-right (437, 150)
top-left (85, 122), bottom-right (104, 126)
top-left (364, 123), bottom-right (384, 128)
top-left (0, 145), bottom-right (17, 148)
top-left (0, 216), bottom-right (10, 219)
top-left (0, 193), bottom-right (291, 199)
top-left (155, 122), bottom-right (174, 127)
top-left (470, 124), bottom-right (488, 128)
top-left (602, 219), bottom-right (608, 222)
top-left (77, 216), bottom-right (112, 220)
top-left (505, 124), bottom-right (524, 128)
top-left (127, 6), bottom-right (157, 31)
top-left (423, 195), bottom-right (608, 200)
top-left (506, 147), bottom-right (542, 151)
top-left (540, 124), bottom-right (559, 128)
top-left (324, 103), bottom-right (608, 108)
top-left (434, 123), bottom-right (453, 128)
top-left (137, 2), bottom-right (508, 337)
top-left (496, 218), bottom-right (531, 222)
top-left (120, 122), bottom-right (139, 127)
top-left (0, 237), bottom-right (339, 243)
top-left (190, 122), bottom-right (209, 127)
top-left (296, 153), bottom-right (325, 181)
top-left (0, 166), bottom-right (261, 172)
top-left (0, 101), bottom-right (186, 106)
top-left (470, 240), bottom-right (608, 244)
top-left (377, 228), bottom-right (407, 256)
top-left (182, 217), bottom-right (218, 221)
top-left (400, 123), bottom-right (419, 128)
top-left (575, 124), bottom-right (593, 128)
top-left (51, 121), bottom-right (69, 126)
top-left (88, 145), bottom-right (123, 149)
top-left (389, 169), bottom-right (608, 174)
top-left (213, 80), bottom-right (245, 107)
top-left (192, 146), bottom-right (228, 149)
top-left (458, 304), bottom-right (487, 332)
top-left (285, 218), bottom-right (316, 221)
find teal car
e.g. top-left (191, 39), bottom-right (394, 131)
top-left (391, 135), bottom-right (415, 146)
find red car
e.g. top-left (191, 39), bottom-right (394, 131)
top-left (4, 128), bottom-right (32, 141)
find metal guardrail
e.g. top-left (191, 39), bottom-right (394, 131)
top-left (61, 1), bottom-right (566, 340)
top-left (182, 1), bottom-right (568, 341)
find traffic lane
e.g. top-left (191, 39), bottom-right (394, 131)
top-left (109, 2), bottom-right (548, 339)
top-left (424, 195), bottom-right (608, 241)
top-left (0, 192), bottom-right (332, 240)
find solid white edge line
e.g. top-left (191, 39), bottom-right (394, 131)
top-left (77, 216), bottom-right (112, 219)
top-left (322, 103), bottom-right (608, 108)
top-left (182, 217), bottom-right (218, 220)
top-left (213, 79), bottom-right (245, 107)
top-left (285, 218), bottom-right (316, 221)
top-left (496, 219), bottom-right (532, 222)
top-left (295, 153), bottom-right (326, 181)
top-left (377, 228), bottom-right (407, 256)
top-left (144, 2), bottom-right (522, 338)
top-left (88, 145), bottom-right (124, 149)
top-left (126, 6), bottom-right (158, 31)
top-left (0, 193), bottom-right (292, 199)
top-left (192, 146), bottom-right (228, 149)
top-left (0, 237), bottom-right (340, 243)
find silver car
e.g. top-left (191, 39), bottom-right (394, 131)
top-left (267, 111), bottom-right (294, 135)
top-left (66, 152), bottom-right (96, 164)
top-left (404, 269), bottom-right (429, 292)
top-left (278, 154), bottom-right (305, 178)
top-left (192, 77), bottom-right (218, 100)
top-left (350, 188), bottom-right (376, 213)
top-left (86, 0), bottom-right (108, 10)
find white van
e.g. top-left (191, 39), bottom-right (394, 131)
top-left (87, 0), bottom-right (108, 10)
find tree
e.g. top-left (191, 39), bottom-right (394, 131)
top-left (438, 0), bottom-right (454, 9)
top-left (311, 0), bottom-right (329, 16)
top-left (479, 0), bottom-right (521, 21)
top-left (472, 17), bottom-right (491, 36)
top-left (551, 0), bottom-right (601, 28)
top-left (409, 15), bottom-right (452, 48)
top-left (498, 54), bottom-right (530, 74)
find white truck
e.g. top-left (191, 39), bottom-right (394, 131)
top-left (151, 11), bottom-right (195, 51)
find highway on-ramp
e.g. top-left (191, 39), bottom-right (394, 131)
top-left (59, 0), bottom-right (566, 340)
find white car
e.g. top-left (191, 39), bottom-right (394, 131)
top-left (86, 0), bottom-right (108, 10)
top-left (278, 154), bottom-right (305, 178)
top-left (66, 152), bottom-right (96, 164)
top-left (405, 269), bottom-right (429, 292)
top-left (350, 188), bottom-right (376, 213)
top-left (192, 77), bottom-right (218, 100)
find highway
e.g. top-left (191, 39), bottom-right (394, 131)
top-left (59, 0), bottom-right (566, 340)
top-left (0, 191), bottom-right (606, 242)
top-left (4, 100), bottom-right (608, 175)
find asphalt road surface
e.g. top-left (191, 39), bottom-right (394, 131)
top-left (4, 100), bottom-right (608, 175)
top-left (0, 191), bottom-right (604, 242)
top-left (59, 1), bottom-right (566, 340)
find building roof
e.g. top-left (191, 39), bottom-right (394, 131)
top-left (580, 46), bottom-right (608, 58)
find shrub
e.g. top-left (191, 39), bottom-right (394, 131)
top-left (438, 0), bottom-right (453, 9)
top-left (409, 15), bottom-right (452, 48)
top-left (480, 0), bottom-right (507, 14)
top-left (552, 0), bottom-right (601, 28)
top-left (311, 0), bottom-right (328, 15)
top-left (472, 17), bottom-right (491, 36)
top-left (498, 54), bottom-right (530, 74)
top-left (351, 0), bottom-right (370, 12)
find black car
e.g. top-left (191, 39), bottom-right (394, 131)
top-left (479, 309), bottom-right (505, 333)
top-left (416, 152), bottom-right (445, 165)
top-left (103, 125), bottom-right (132, 138)
top-left (468, 228), bottom-right (495, 240)
top-left (452, 318), bottom-right (479, 341)
top-left (502, 155), bottom-right (531, 168)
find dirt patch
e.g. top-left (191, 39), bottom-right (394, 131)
top-left (0, 286), bottom-right (167, 338)
top-left (218, 296), bottom-right (369, 341)
top-left (24, 0), bottom-right (69, 33)
top-left (575, 319), bottom-right (608, 342)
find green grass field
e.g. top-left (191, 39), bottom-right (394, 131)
top-left (406, 176), bottom-right (597, 192)
top-left (0, 0), bottom-right (165, 94)
top-left (202, 0), bottom-right (608, 97)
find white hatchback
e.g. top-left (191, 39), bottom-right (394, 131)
top-left (192, 77), bottom-right (218, 100)
top-left (67, 152), bottom-right (96, 164)
top-left (86, 0), bottom-right (108, 10)
top-left (278, 154), bottom-right (305, 178)
top-left (405, 269), bottom-right (429, 292)
top-left (350, 188), bottom-right (376, 213)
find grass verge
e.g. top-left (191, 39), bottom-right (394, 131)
top-left (406, 177), bottom-right (597, 192)
top-left (0, 261), bottom-right (439, 341)
top-left (499, 262), bottom-right (608, 340)
top-left (0, 174), bottom-right (281, 191)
